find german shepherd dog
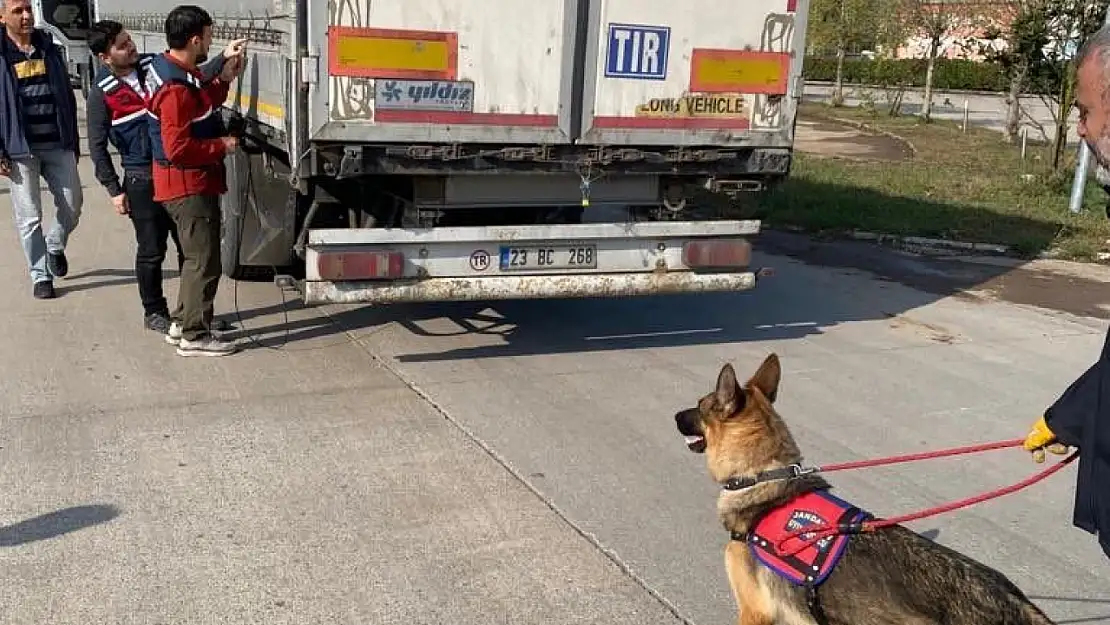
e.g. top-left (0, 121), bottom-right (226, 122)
top-left (674, 353), bottom-right (1055, 625)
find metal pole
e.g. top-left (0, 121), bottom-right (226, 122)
top-left (962, 99), bottom-right (969, 132)
top-left (1068, 8), bottom-right (1110, 213)
top-left (1021, 127), bottom-right (1028, 160)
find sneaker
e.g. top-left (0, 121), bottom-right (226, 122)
top-left (46, 251), bottom-right (68, 278)
top-left (165, 321), bottom-right (182, 345)
top-left (176, 335), bottom-right (240, 357)
top-left (144, 312), bottom-right (173, 334)
top-left (165, 321), bottom-right (227, 346)
top-left (32, 280), bottom-right (56, 299)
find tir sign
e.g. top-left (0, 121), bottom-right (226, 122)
top-left (605, 23), bottom-right (670, 80)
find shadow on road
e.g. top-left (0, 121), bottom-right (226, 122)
top-left (224, 176), bottom-right (1110, 358)
top-left (0, 504), bottom-right (121, 547)
top-left (59, 268), bottom-right (182, 297)
top-left (230, 239), bottom-right (1058, 360)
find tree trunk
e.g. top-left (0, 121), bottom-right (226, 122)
top-left (922, 37), bottom-right (939, 122)
top-left (1052, 73), bottom-right (1073, 172)
top-left (1004, 61), bottom-right (1027, 144)
top-left (833, 45), bottom-right (846, 106)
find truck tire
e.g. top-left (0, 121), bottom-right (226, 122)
top-left (220, 148), bottom-right (254, 281)
top-left (78, 59), bottom-right (93, 100)
top-left (220, 145), bottom-right (298, 281)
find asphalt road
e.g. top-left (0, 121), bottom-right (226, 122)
top-left (804, 81), bottom-right (1080, 145)
top-left (2, 133), bottom-right (1110, 623)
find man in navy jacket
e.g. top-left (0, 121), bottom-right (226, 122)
top-left (1024, 24), bottom-right (1110, 561)
top-left (0, 0), bottom-right (82, 299)
top-left (86, 19), bottom-right (235, 337)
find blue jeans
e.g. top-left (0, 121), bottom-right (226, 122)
top-left (7, 149), bottom-right (83, 284)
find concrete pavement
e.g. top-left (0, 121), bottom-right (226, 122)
top-left (0, 162), bottom-right (686, 622)
top-left (1, 129), bottom-right (1109, 622)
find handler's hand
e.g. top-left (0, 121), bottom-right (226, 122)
top-left (1023, 416), bottom-right (1070, 463)
top-left (111, 193), bottom-right (129, 215)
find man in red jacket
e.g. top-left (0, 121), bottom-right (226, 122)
top-left (147, 5), bottom-right (245, 357)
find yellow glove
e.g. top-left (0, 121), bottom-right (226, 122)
top-left (1023, 416), bottom-right (1070, 463)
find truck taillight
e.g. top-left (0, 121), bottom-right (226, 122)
top-left (316, 250), bottom-right (405, 280)
top-left (682, 239), bottom-right (752, 269)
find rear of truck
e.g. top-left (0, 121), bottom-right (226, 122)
top-left (101, 0), bottom-right (811, 305)
top-left (300, 0), bottom-right (809, 304)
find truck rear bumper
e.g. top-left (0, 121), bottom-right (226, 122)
top-left (302, 270), bottom-right (757, 304)
top-left (301, 220), bottom-right (763, 305)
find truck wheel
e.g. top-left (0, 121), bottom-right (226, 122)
top-left (78, 61), bottom-right (92, 100)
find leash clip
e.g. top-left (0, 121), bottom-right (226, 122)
top-left (788, 464), bottom-right (819, 478)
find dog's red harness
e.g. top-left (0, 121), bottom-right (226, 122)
top-left (741, 489), bottom-right (872, 586)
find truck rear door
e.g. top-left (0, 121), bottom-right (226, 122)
top-left (577, 0), bottom-right (805, 146)
top-left (312, 0), bottom-right (579, 145)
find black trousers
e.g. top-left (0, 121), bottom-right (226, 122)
top-left (124, 172), bottom-right (184, 318)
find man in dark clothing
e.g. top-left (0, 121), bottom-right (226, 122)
top-left (0, 0), bottom-right (83, 299)
top-left (86, 20), bottom-right (236, 337)
top-left (146, 5), bottom-right (245, 357)
top-left (1023, 24), bottom-right (1110, 560)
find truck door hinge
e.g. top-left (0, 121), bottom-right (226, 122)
top-left (300, 55), bottom-right (319, 85)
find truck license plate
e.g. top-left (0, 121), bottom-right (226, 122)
top-left (499, 245), bottom-right (597, 271)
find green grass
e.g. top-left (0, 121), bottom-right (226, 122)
top-left (746, 102), bottom-right (1110, 260)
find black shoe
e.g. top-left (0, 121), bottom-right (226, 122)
top-left (47, 251), bottom-right (68, 278)
top-left (144, 312), bottom-right (173, 334)
top-left (33, 281), bottom-right (56, 299)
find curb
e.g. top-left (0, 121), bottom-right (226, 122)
top-left (764, 224), bottom-right (1014, 256)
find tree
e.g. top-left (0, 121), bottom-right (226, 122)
top-left (807, 0), bottom-right (891, 105)
top-left (985, 0), bottom-right (1050, 144)
top-left (997, 0), bottom-right (1107, 170)
top-left (902, 0), bottom-right (962, 122)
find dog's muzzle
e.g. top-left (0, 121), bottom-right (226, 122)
top-left (674, 409), bottom-right (707, 453)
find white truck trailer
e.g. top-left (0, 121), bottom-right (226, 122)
top-left (91, 0), bottom-right (809, 304)
top-left (25, 0), bottom-right (94, 91)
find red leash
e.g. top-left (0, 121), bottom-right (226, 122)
top-left (773, 439), bottom-right (1080, 555)
top-left (817, 438), bottom-right (1029, 473)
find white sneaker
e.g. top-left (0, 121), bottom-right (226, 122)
top-left (165, 322), bottom-right (183, 345)
top-left (166, 321), bottom-right (228, 346)
top-left (176, 335), bottom-right (240, 357)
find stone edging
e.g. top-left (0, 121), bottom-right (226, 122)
top-left (765, 224), bottom-right (1012, 256)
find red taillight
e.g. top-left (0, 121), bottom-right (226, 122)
top-left (682, 239), bottom-right (752, 269)
top-left (316, 250), bottom-right (405, 280)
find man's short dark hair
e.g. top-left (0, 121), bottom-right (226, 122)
top-left (87, 20), bottom-right (124, 56)
top-left (164, 5), bottom-right (213, 50)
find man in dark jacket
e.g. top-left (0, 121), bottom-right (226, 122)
top-left (85, 19), bottom-right (236, 337)
top-left (1023, 24), bottom-right (1110, 560)
top-left (0, 0), bottom-right (82, 299)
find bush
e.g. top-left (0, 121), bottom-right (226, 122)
top-left (801, 57), bottom-right (1057, 94)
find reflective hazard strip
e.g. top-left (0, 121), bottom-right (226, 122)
top-left (112, 109), bottom-right (148, 126)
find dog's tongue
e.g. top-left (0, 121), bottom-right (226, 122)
top-left (684, 435), bottom-right (704, 445)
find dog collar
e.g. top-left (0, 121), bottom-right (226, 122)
top-left (722, 464), bottom-right (818, 492)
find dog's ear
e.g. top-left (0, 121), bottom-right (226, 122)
top-left (748, 353), bottom-right (781, 403)
top-left (715, 363), bottom-right (744, 415)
